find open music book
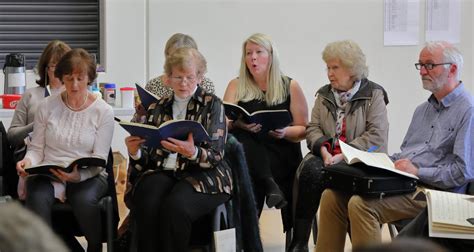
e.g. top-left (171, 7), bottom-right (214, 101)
top-left (223, 102), bottom-right (292, 131)
top-left (119, 119), bottom-right (211, 148)
top-left (413, 188), bottom-right (474, 239)
top-left (339, 141), bottom-right (419, 180)
top-left (26, 157), bottom-right (106, 177)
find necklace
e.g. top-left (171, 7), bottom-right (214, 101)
top-left (173, 98), bottom-right (189, 120)
top-left (65, 92), bottom-right (89, 111)
top-left (175, 102), bottom-right (187, 120)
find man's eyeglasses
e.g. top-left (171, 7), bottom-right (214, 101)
top-left (415, 62), bottom-right (452, 70)
top-left (170, 75), bottom-right (196, 84)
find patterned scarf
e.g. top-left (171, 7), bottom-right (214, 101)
top-left (331, 80), bottom-right (361, 150)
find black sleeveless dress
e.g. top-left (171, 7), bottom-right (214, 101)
top-left (231, 83), bottom-right (303, 231)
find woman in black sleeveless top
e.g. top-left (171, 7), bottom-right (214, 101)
top-left (223, 33), bottom-right (308, 232)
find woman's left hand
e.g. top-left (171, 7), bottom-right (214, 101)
top-left (328, 153), bottom-right (344, 165)
top-left (268, 128), bottom-right (286, 139)
top-left (50, 165), bottom-right (81, 183)
top-left (161, 132), bottom-right (197, 158)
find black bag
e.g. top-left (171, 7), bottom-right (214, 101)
top-left (321, 162), bottom-right (417, 198)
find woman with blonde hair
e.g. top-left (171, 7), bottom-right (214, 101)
top-left (223, 33), bottom-right (308, 232)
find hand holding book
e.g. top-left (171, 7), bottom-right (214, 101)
top-left (22, 157), bottom-right (107, 180)
top-left (50, 165), bottom-right (81, 183)
top-left (160, 132), bottom-right (199, 158)
top-left (224, 102), bottom-right (292, 132)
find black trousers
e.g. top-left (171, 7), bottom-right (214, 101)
top-left (294, 153), bottom-right (326, 219)
top-left (132, 172), bottom-right (230, 252)
top-left (26, 175), bottom-right (108, 252)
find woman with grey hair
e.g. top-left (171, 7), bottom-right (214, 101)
top-left (125, 47), bottom-right (231, 252)
top-left (288, 40), bottom-right (389, 251)
top-left (223, 33), bottom-right (308, 232)
top-left (133, 33), bottom-right (215, 123)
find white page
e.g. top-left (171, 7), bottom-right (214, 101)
top-left (384, 0), bottom-right (420, 46)
top-left (425, 0), bottom-right (461, 43)
top-left (339, 141), bottom-right (419, 179)
top-left (213, 228), bottom-right (236, 252)
top-left (426, 189), bottom-right (474, 239)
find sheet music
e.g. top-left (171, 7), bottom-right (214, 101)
top-left (213, 228), bottom-right (236, 252)
top-left (339, 141), bottom-right (419, 179)
top-left (384, 0), bottom-right (420, 45)
top-left (427, 189), bottom-right (474, 228)
top-left (425, 0), bottom-right (461, 43)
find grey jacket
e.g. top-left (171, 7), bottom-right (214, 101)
top-left (306, 78), bottom-right (389, 155)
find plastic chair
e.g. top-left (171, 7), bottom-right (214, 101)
top-left (189, 200), bottom-right (234, 252)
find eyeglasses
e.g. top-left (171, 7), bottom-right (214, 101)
top-left (415, 62), bottom-right (452, 70)
top-left (170, 75), bottom-right (196, 84)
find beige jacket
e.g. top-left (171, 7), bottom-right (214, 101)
top-left (306, 79), bottom-right (389, 155)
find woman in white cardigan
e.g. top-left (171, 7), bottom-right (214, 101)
top-left (16, 48), bottom-right (114, 252)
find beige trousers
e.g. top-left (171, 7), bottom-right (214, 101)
top-left (315, 188), bottom-right (426, 252)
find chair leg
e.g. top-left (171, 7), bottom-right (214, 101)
top-left (103, 196), bottom-right (114, 252)
top-left (285, 229), bottom-right (292, 251)
top-left (312, 217), bottom-right (318, 245)
top-left (388, 223), bottom-right (399, 239)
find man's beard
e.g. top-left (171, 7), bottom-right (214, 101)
top-left (422, 77), bottom-right (445, 93)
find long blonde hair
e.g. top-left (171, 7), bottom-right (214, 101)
top-left (236, 33), bottom-right (289, 106)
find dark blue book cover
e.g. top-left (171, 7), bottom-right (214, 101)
top-left (135, 83), bottom-right (159, 110)
top-left (25, 157), bottom-right (106, 177)
top-left (223, 102), bottom-right (292, 132)
top-left (119, 120), bottom-right (211, 148)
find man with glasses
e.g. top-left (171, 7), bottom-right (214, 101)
top-left (315, 41), bottom-right (474, 251)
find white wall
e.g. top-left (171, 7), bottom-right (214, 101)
top-left (149, 0), bottom-right (473, 153)
top-left (1, 0), bottom-right (473, 154)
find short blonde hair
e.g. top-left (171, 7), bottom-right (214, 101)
top-left (322, 40), bottom-right (368, 80)
top-left (236, 33), bottom-right (288, 106)
top-left (164, 47), bottom-right (207, 78)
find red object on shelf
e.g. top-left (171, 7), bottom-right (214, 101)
top-left (0, 94), bottom-right (22, 109)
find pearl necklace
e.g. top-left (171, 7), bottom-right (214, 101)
top-left (65, 92), bottom-right (89, 111)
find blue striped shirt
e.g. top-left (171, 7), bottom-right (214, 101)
top-left (392, 83), bottom-right (474, 193)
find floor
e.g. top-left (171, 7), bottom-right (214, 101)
top-left (78, 159), bottom-right (393, 251)
top-left (259, 208), bottom-right (393, 252)
top-left (79, 208), bottom-right (391, 252)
